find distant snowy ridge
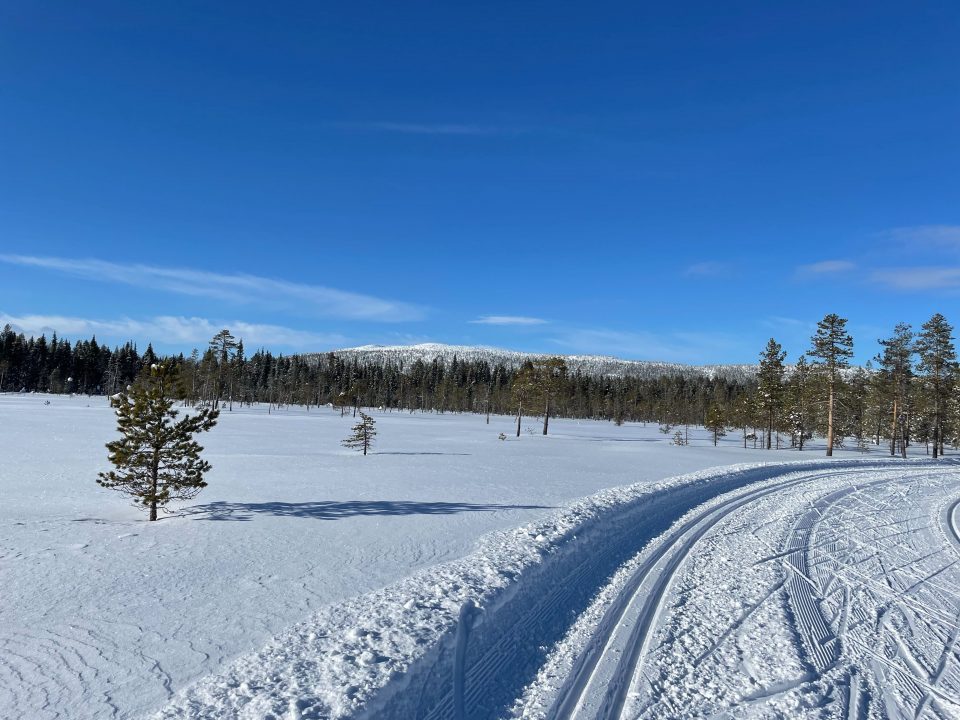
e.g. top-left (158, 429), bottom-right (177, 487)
top-left (311, 343), bottom-right (759, 382)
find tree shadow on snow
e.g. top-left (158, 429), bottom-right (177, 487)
top-left (177, 499), bottom-right (552, 522)
top-left (374, 451), bottom-right (472, 456)
top-left (575, 437), bottom-right (666, 443)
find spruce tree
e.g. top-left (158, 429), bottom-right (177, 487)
top-left (343, 411), bottom-right (377, 455)
top-left (756, 338), bottom-right (786, 450)
top-left (807, 313), bottom-right (854, 456)
top-left (97, 364), bottom-right (219, 520)
top-left (915, 313), bottom-right (956, 459)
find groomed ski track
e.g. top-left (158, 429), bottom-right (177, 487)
top-left (362, 463), bottom-right (891, 720)
top-left (547, 468), bottom-right (878, 720)
top-left (154, 459), bottom-right (959, 720)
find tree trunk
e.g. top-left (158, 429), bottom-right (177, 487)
top-left (543, 396), bottom-right (550, 436)
top-left (890, 399), bottom-right (897, 456)
top-left (766, 411), bottom-right (772, 450)
top-left (516, 404), bottom-right (522, 437)
top-left (149, 449), bottom-right (159, 521)
top-left (826, 382), bottom-right (835, 457)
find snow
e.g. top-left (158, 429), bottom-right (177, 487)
top-left (1, 393), bottom-right (954, 719)
top-left (511, 462), bottom-right (960, 719)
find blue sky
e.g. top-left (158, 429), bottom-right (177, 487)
top-left (1, 2), bottom-right (958, 364)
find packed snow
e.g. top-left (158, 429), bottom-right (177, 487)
top-left (2, 393), bottom-right (957, 719)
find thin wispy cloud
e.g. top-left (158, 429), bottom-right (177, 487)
top-left (350, 122), bottom-right (519, 136)
top-left (763, 315), bottom-right (812, 328)
top-left (0, 313), bottom-right (345, 349)
top-left (470, 315), bottom-right (548, 326)
top-left (0, 255), bottom-right (424, 322)
top-left (882, 225), bottom-right (960, 250)
top-left (797, 260), bottom-right (857, 275)
top-left (683, 261), bottom-right (730, 278)
top-left (870, 267), bottom-right (960, 291)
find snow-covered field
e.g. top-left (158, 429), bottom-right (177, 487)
top-left (2, 393), bottom-right (957, 719)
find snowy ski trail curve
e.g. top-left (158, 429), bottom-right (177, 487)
top-left (548, 468), bottom-right (881, 720)
top-left (515, 462), bottom-right (960, 720)
top-left (152, 459), bottom-right (960, 720)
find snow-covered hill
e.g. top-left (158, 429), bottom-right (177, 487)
top-left (314, 343), bottom-right (758, 382)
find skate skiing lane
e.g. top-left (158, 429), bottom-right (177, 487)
top-left (548, 465), bottom-right (945, 720)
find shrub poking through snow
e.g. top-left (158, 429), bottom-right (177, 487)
top-left (97, 364), bottom-right (219, 520)
top-left (343, 411), bottom-right (377, 455)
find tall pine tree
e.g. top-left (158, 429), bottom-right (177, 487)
top-left (915, 313), bottom-right (956, 459)
top-left (756, 338), bottom-right (786, 450)
top-left (808, 314), bottom-right (853, 457)
top-left (786, 355), bottom-right (812, 450)
top-left (875, 323), bottom-right (913, 457)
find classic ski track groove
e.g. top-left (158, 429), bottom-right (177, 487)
top-left (547, 466), bottom-right (893, 720)
top-left (944, 498), bottom-right (960, 555)
top-left (414, 465), bottom-right (835, 720)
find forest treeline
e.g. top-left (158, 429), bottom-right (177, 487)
top-left (1, 312), bottom-right (957, 455)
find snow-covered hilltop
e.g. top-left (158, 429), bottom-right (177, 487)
top-left (315, 343), bottom-right (758, 382)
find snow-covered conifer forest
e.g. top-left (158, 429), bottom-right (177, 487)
top-left (3, 314), bottom-right (960, 719)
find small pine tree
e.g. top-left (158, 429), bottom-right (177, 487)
top-left (705, 404), bottom-right (726, 446)
top-left (97, 364), bottom-right (219, 521)
top-left (343, 411), bottom-right (377, 455)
